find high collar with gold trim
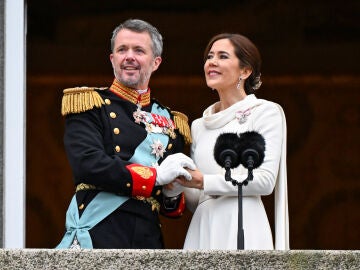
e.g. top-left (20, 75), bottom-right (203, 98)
top-left (109, 79), bottom-right (151, 107)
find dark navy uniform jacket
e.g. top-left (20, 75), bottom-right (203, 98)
top-left (61, 79), bottom-right (191, 248)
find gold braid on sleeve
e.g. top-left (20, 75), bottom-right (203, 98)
top-left (172, 111), bottom-right (192, 145)
top-left (61, 87), bottom-right (105, 116)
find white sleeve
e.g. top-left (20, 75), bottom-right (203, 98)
top-left (183, 119), bottom-right (202, 212)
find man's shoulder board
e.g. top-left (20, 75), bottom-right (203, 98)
top-left (172, 111), bottom-right (192, 145)
top-left (61, 86), bottom-right (107, 116)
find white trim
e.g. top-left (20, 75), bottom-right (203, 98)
top-left (3, 0), bottom-right (26, 248)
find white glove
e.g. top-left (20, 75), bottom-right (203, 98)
top-left (162, 181), bottom-right (185, 197)
top-left (156, 153), bottom-right (196, 186)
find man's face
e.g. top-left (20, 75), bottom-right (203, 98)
top-left (110, 29), bottom-right (162, 89)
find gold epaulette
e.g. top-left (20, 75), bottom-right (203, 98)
top-left (172, 111), bottom-right (192, 145)
top-left (61, 87), bottom-right (106, 116)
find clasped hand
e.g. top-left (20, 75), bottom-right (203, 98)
top-left (156, 153), bottom-right (196, 186)
top-left (163, 168), bottom-right (204, 197)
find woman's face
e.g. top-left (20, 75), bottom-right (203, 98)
top-left (204, 38), bottom-right (242, 91)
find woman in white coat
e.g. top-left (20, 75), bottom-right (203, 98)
top-left (175, 33), bottom-right (289, 250)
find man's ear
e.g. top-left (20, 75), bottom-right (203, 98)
top-left (109, 54), bottom-right (114, 67)
top-left (152, 56), bottom-right (162, 72)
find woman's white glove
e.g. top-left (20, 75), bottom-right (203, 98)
top-left (155, 153), bottom-right (196, 186)
top-left (162, 181), bottom-right (185, 197)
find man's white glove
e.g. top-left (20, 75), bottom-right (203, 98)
top-left (162, 181), bottom-right (185, 197)
top-left (156, 153), bottom-right (196, 186)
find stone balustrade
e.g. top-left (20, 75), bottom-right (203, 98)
top-left (1, 249), bottom-right (359, 269)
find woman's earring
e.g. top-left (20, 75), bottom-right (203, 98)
top-left (236, 77), bottom-right (242, 89)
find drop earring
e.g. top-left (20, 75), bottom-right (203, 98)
top-left (236, 77), bottom-right (242, 89)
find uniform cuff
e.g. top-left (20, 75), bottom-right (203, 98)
top-left (126, 164), bottom-right (156, 197)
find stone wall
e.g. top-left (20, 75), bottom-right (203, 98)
top-left (1, 249), bottom-right (360, 269)
top-left (0, 0), bottom-right (5, 247)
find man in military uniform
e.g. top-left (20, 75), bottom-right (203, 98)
top-left (57, 19), bottom-right (193, 249)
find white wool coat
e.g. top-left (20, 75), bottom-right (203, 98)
top-left (183, 94), bottom-right (289, 250)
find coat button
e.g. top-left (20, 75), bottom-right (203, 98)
top-left (115, 145), bottom-right (121, 152)
top-left (113, 128), bottom-right (120, 135)
top-left (167, 143), bottom-right (173, 150)
top-left (126, 183), bottom-right (131, 188)
top-left (142, 185), bottom-right (146, 190)
top-left (105, 99), bottom-right (111, 105)
top-left (156, 190), bottom-right (161, 196)
top-left (78, 204), bottom-right (84, 210)
top-left (110, 112), bottom-right (116, 118)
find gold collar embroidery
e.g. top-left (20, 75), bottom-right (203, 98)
top-left (109, 79), bottom-right (151, 107)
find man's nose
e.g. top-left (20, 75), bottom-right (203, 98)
top-left (125, 50), bottom-right (135, 61)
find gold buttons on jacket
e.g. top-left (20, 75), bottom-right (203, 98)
top-left (110, 112), bottom-right (116, 118)
top-left (115, 145), bottom-right (121, 152)
top-left (142, 185), bottom-right (146, 190)
top-left (156, 190), bottom-right (161, 196)
top-left (105, 99), bottom-right (111, 105)
top-left (113, 128), bottom-right (120, 135)
top-left (167, 144), bottom-right (173, 150)
top-left (78, 204), bottom-right (84, 210)
top-left (126, 183), bottom-right (131, 188)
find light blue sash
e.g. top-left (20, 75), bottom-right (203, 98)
top-left (130, 104), bottom-right (170, 166)
top-left (56, 191), bottom-right (128, 249)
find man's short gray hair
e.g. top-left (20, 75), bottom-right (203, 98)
top-left (111, 19), bottom-right (163, 57)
